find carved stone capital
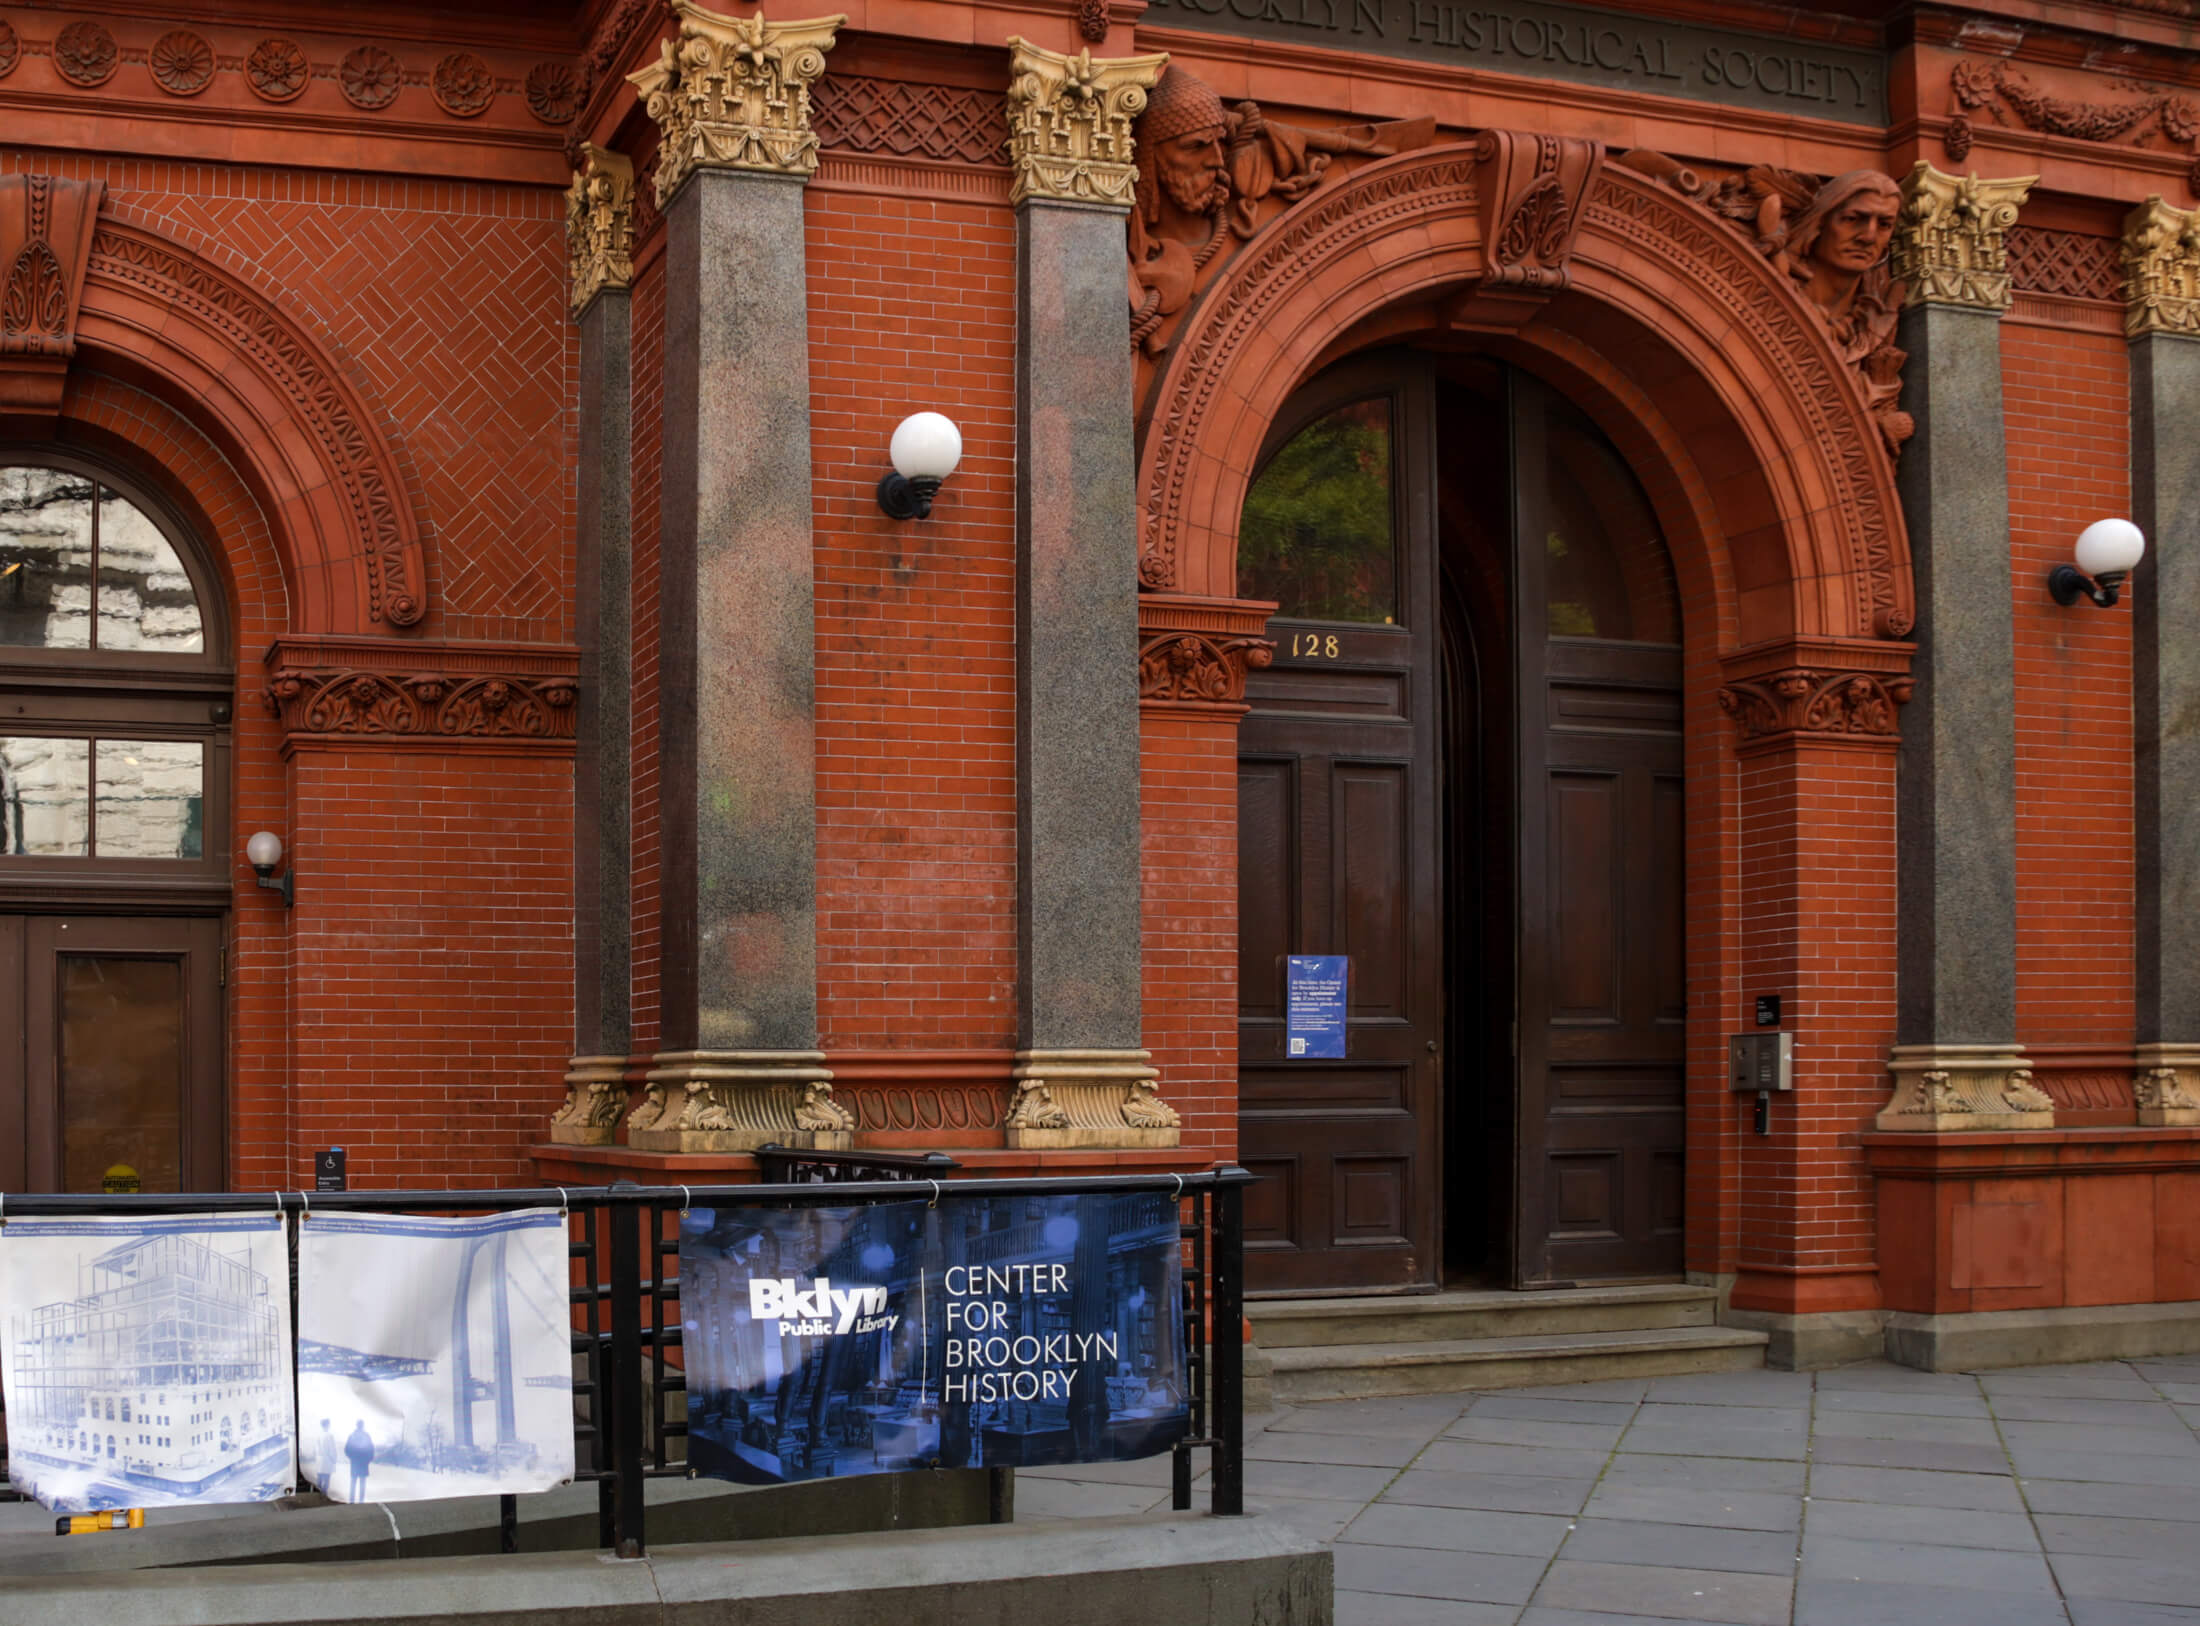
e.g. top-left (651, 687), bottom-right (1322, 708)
top-left (2135, 1044), bottom-right (2200, 1126)
top-left (628, 5), bottom-right (844, 201)
top-left (1005, 37), bottom-right (1167, 209)
top-left (0, 174), bottom-right (105, 414)
top-left (566, 144), bottom-right (636, 314)
top-left (1138, 591), bottom-right (1275, 712)
top-left (1473, 131), bottom-right (1604, 294)
top-left (1005, 1049), bottom-right (1181, 1148)
top-left (1894, 163), bottom-right (2036, 312)
top-left (2123, 196), bottom-right (2200, 339)
top-left (1879, 1044), bottom-right (2052, 1132)
top-left (628, 1050), bottom-right (852, 1152)
top-left (549, 1055), bottom-right (631, 1145)
top-left (1715, 664), bottom-right (1913, 748)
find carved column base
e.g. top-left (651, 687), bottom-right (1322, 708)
top-left (549, 1054), bottom-right (631, 1146)
top-left (627, 1050), bottom-right (853, 1152)
top-left (1878, 1044), bottom-right (2052, 1131)
top-left (1003, 1049), bottom-right (1182, 1149)
top-left (2135, 1044), bottom-right (2200, 1127)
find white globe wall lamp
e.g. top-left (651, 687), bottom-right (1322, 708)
top-left (875, 412), bottom-right (964, 521)
top-left (2049, 518), bottom-right (2147, 608)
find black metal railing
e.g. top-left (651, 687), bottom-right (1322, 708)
top-left (0, 1167), bottom-right (1252, 1557)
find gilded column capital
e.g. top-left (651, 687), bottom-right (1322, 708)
top-left (566, 144), bottom-right (636, 314)
top-left (2124, 195), bottom-right (2200, 339)
top-left (1005, 36), bottom-right (1168, 209)
top-left (1892, 162), bottom-right (2036, 312)
top-left (628, 4), bottom-right (844, 202)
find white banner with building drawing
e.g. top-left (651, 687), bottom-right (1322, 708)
top-left (297, 1209), bottom-right (574, 1503)
top-left (0, 1213), bottom-right (297, 1511)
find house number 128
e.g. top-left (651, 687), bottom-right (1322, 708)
top-left (1289, 633), bottom-right (1341, 659)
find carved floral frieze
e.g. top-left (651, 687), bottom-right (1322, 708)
top-left (1138, 592), bottom-right (1276, 711)
top-left (566, 144), bottom-right (637, 314)
top-left (628, 5), bottom-right (845, 198)
top-left (263, 640), bottom-right (578, 747)
top-left (2124, 195), bottom-right (2200, 337)
top-left (1004, 38), bottom-right (1167, 208)
top-left (0, 19), bottom-right (573, 128)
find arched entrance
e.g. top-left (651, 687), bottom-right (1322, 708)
top-left (1237, 348), bottom-right (1687, 1292)
top-left (1137, 136), bottom-right (1917, 1302)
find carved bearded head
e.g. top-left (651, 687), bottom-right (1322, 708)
top-left (1136, 67), bottom-right (1230, 227)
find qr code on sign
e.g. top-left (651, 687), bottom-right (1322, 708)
top-left (1289, 1037), bottom-right (1307, 1056)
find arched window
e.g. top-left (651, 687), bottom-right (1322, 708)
top-left (1, 452), bottom-right (233, 1195)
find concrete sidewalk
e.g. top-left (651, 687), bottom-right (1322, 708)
top-left (1020, 1354), bottom-right (2200, 1625)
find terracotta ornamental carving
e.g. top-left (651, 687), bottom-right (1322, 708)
top-left (1004, 39), bottom-right (1167, 208)
top-left (1138, 592), bottom-right (1275, 710)
top-left (566, 144), bottom-right (638, 314)
top-left (629, 4), bottom-right (844, 200)
top-left (1948, 60), bottom-right (2200, 198)
top-left (2124, 195), bottom-right (2200, 337)
top-left (1716, 667), bottom-right (1913, 744)
top-left (0, 175), bottom-right (105, 413)
top-left (1893, 162), bottom-right (2036, 313)
top-left (1127, 65), bottom-right (1436, 357)
top-left (265, 669), bottom-right (579, 743)
top-left (1621, 155), bottom-right (1911, 454)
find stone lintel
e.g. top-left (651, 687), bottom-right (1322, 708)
top-left (1878, 1043), bottom-right (2051, 1132)
top-left (1005, 1049), bottom-right (1181, 1149)
top-left (629, 1050), bottom-right (852, 1153)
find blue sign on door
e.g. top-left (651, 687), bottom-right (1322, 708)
top-left (1286, 956), bottom-right (1349, 1058)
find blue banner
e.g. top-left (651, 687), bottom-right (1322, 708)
top-left (679, 1193), bottom-right (1187, 1483)
top-left (1287, 954), bottom-right (1349, 1058)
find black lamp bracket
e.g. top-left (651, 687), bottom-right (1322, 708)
top-left (876, 472), bottom-right (942, 521)
top-left (2048, 564), bottom-right (2128, 608)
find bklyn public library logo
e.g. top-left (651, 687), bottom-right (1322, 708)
top-left (747, 1277), bottom-right (900, 1337)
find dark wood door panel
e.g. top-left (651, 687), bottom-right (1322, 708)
top-left (1238, 757), bottom-right (1298, 1024)
top-left (1333, 761), bottom-right (1411, 1021)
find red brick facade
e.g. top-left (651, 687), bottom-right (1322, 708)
top-left (4, 0), bottom-right (2196, 1356)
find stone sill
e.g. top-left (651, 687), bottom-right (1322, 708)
top-left (1863, 1124), bottom-right (2200, 1179)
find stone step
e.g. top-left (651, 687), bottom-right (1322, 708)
top-left (1248, 1282), bottom-right (1719, 1348)
top-left (1265, 1325), bottom-right (1771, 1402)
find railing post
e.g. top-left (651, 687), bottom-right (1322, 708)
top-left (1211, 1168), bottom-right (1246, 1517)
top-left (607, 1187), bottom-right (647, 1556)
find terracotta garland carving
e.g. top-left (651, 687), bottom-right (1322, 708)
top-left (53, 21), bottom-right (119, 88)
top-left (1716, 667), bottom-right (1912, 743)
top-left (265, 670), bottom-right (578, 740)
top-left (580, 0), bottom-right (657, 105)
top-left (86, 223), bottom-right (427, 626)
top-left (245, 38), bottom-right (310, 103)
top-left (1949, 60), bottom-right (2200, 196)
top-left (150, 30), bottom-right (216, 97)
top-left (1077, 0), bottom-right (1112, 42)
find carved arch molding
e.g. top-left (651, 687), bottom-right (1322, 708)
top-left (1, 175), bottom-right (427, 630)
top-left (1134, 140), bottom-right (1916, 656)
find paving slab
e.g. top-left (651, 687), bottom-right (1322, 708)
top-left (1246, 1431), bottom-right (1431, 1469)
top-left (1808, 1409), bottom-right (2002, 1445)
top-left (1447, 1416), bottom-right (1631, 1452)
top-left (1378, 1468), bottom-right (1595, 1515)
top-left (1240, 1460), bottom-right (1404, 1503)
top-left (1332, 1541), bottom-right (1549, 1605)
top-left (1344, 1501), bottom-right (1573, 1557)
top-left (1252, 1497), bottom-right (1373, 1546)
top-left (1336, 1591), bottom-right (1520, 1626)
top-left (1992, 1395), bottom-right (2187, 1425)
top-left (1559, 1517), bottom-right (1798, 1575)
top-left (1469, 1394), bottom-right (1642, 1426)
top-left (1801, 1498), bottom-right (2038, 1550)
top-left (1415, 1440), bottom-right (1616, 1480)
top-left (2035, 1513), bottom-right (2200, 1558)
top-left (1800, 1534), bottom-right (2057, 1593)
top-left (1814, 1364), bottom-right (1984, 1394)
top-left (1643, 1371), bottom-right (1816, 1407)
top-left (1813, 1385), bottom-right (1991, 1417)
top-left (1600, 1454), bottom-right (1807, 1494)
top-left (1618, 1425), bottom-right (1808, 1461)
top-left (1806, 1462), bottom-right (2028, 1511)
top-left (2001, 1420), bottom-right (2200, 1458)
top-left (1579, 1483), bottom-right (1802, 1533)
top-left (1806, 1434), bottom-right (2014, 1474)
top-left (2053, 1552), bottom-right (2200, 1607)
top-left (1532, 1559), bottom-right (1792, 1625)
top-left (2022, 1478), bottom-right (2200, 1520)
top-left (1794, 1578), bottom-right (2073, 1626)
top-left (2007, 1446), bottom-right (2200, 1487)
top-left (2067, 1602), bottom-right (2200, 1626)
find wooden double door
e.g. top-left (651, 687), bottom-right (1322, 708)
top-left (0, 914), bottom-right (225, 1191)
top-left (1236, 354), bottom-right (1686, 1294)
